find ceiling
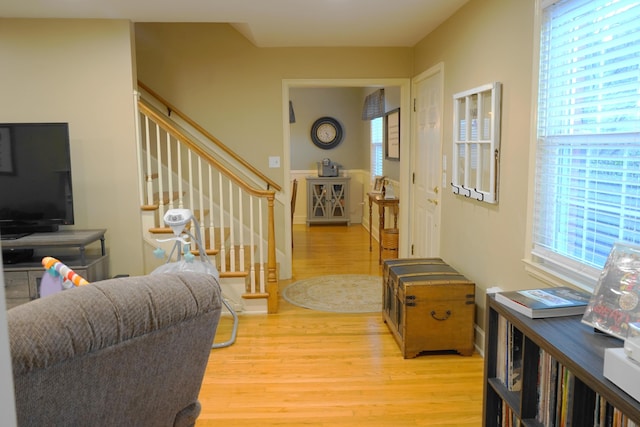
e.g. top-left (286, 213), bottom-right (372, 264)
top-left (0, 0), bottom-right (469, 47)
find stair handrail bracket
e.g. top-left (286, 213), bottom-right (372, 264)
top-left (135, 86), bottom-right (280, 313)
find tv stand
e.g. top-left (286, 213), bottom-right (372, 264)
top-left (1, 233), bottom-right (32, 241)
top-left (2, 229), bottom-right (109, 309)
top-left (2, 249), bottom-right (34, 264)
top-left (1, 224), bottom-right (60, 238)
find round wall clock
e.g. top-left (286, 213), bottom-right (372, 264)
top-left (310, 117), bottom-right (343, 149)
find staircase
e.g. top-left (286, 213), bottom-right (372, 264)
top-left (134, 82), bottom-right (281, 313)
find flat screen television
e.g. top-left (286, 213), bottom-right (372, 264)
top-left (0, 123), bottom-right (74, 239)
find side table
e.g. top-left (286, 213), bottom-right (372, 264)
top-left (367, 193), bottom-right (399, 264)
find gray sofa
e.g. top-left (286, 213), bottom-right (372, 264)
top-left (7, 272), bottom-right (222, 427)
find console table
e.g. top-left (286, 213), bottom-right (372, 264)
top-left (3, 229), bottom-right (109, 308)
top-left (367, 193), bottom-right (399, 264)
top-left (306, 177), bottom-right (351, 225)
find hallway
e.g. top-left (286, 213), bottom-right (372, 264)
top-left (198, 225), bottom-right (483, 426)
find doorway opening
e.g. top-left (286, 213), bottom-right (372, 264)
top-left (282, 79), bottom-right (411, 279)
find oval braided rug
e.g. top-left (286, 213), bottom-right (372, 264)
top-left (282, 274), bottom-right (382, 313)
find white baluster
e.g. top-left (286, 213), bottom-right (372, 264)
top-left (249, 196), bottom-right (256, 294)
top-left (208, 164), bottom-right (216, 266)
top-left (176, 142), bottom-right (184, 209)
top-left (197, 156), bottom-right (205, 245)
top-left (218, 172), bottom-right (226, 272)
top-left (133, 92), bottom-right (144, 207)
top-left (258, 198), bottom-right (265, 294)
top-left (238, 187), bottom-right (245, 272)
top-left (228, 180), bottom-right (236, 271)
top-left (155, 123), bottom-right (165, 224)
top-left (166, 132), bottom-right (174, 211)
top-left (143, 116), bottom-right (153, 206)
top-left (187, 148), bottom-right (194, 213)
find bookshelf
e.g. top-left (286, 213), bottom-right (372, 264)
top-left (484, 294), bottom-right (640, 426)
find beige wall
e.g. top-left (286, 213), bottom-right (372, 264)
top-left (134, 23), bottom-right (414, 188)
top-left (135, 23), bottom-right (414, 257)
top-left (0, 1), bottom-right (549, 327)
top-left (0, 19), bottom-right (144, 277)
top-left (289, 85), bottom-right (403, 178)
top-left (290, 87), bottom-right (366, 171)
top-left (413, 0), bottom-right (541, 327)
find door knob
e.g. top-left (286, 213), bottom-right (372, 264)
top-left (433, 186), bottom-right (439, 194)
top-left (427, 198), bottom-right (439, 205)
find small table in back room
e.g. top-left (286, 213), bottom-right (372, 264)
top-left (367, 192), bottom-right (399, 264)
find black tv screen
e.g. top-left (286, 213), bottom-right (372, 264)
top-left (0, 123), bottom-right (74, 238)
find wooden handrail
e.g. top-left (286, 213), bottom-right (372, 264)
top-left (138, 81), bottom-right (282, 192)
top-left (138, 101), bottom-right (276, 200)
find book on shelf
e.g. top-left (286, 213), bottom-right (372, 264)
top-left (496, 316), bottom-right (507, 384)
top-left (495, 287), bottom-right (591, 319)
top-left (496, 318), bottom-right (524, 392)
top-left (582, 242), bottom-right (640, 341)
top-left (536, 350), bottom-right (579, 427)
top-left (508, 324), bottom-right (523, 392)
top-left (537, 350), bottom-right (560, 426)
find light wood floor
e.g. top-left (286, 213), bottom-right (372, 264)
top-left (197, 224), bottom-right (484, 426)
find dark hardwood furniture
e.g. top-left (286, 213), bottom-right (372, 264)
top-left (382, 258), bottom-right (475, 358)
top-left (484, 293), bottom-right (640, 426)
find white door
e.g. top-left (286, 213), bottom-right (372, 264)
top-left (410, 65), bottom-right (443, 257)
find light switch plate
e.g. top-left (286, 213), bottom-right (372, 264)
top-left (268, 156), bottom-right (280, 168)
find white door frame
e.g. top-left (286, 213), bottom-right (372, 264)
top-left (282, 78), bottom-right (411, 278)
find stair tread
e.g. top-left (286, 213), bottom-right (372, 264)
top-left (152, 191), bottom-right (183, 206)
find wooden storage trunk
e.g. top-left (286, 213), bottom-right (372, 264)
top-left (382, 258), bottom-right (475, 358)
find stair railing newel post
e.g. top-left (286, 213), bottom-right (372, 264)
top-left (267, 193), bottom-right (278, 313)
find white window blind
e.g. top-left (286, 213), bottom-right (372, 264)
top-left (532, 0), bottom-right (640, 288)
top-left (371, 117), bottom-right (383, 177)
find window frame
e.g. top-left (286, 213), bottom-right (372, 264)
top-left (370, 116), bottom-right (384, 180)
top-left (451, 82), bottom-right (502, 204)
top-left (525, 0), bottom-right (640, 291)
